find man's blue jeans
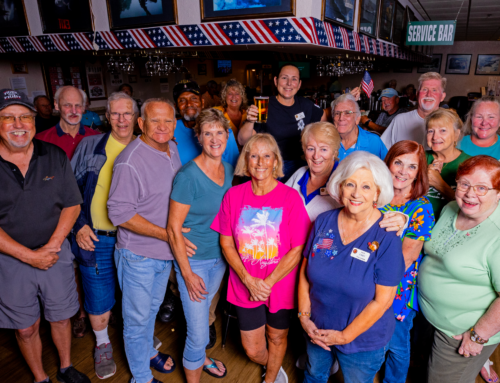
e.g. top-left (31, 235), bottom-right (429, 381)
top-left (304, 340), bottom-right (387, 383)
top-left (114, 248), bottom-right (172, 383)
top-left (383, 310), bottom-right (417, 383)
top-left (174, 257), bottom-right (226, 370)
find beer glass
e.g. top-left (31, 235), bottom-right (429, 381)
top-left (254, 96), bottom-right (269, 123)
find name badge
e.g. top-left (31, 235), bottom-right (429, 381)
top-left (350, 248), bottom-right (370, 262)
top-left (320, 187), bottom-right (328, 196)
top-left (295, 112), bottom-right (305, 121)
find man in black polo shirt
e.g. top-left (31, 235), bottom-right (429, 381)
top-left (238, 63), bottom-right (326, 182)
top-left (0, 89), bottom-right (90, 383)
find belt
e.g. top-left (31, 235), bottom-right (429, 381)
top-left (94, 230), bottom-right (117, 237)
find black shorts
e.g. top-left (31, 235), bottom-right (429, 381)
top-left (234, 304), bottom-right (292, 331)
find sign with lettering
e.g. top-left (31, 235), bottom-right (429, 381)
top-left (406, 21), bottom-right (456, 46)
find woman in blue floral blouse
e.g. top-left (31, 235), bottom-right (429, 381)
top-left (380, 140), bottom-right (435, 383)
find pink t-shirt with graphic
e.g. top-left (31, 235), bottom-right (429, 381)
top-left (211, 181), bottom-right (311, 312)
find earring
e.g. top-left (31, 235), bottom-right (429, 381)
top-left (373, 201), bottom-right (377, 208)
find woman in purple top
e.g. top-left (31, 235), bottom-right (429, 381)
top-left (298, 151), bottom-right (405, 383)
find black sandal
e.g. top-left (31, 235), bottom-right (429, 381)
top-left (203, 358), bottom-right (227, 378)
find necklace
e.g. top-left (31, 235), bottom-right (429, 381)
top-left (339, 209), bottom-right (375, 245)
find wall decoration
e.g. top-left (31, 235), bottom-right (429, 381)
top-left (445, 54), bottom-right (472, 75)
top-left (0, 0), bottom-right (29, 37)
top-left (418, 54), bottom-right (442, 73)
top-left (322, 0), bottom-right (355, 29)
top-left (11, 61), bottom-right (28, 74)
top-left (201, 0), bottom-right (294, 22)
top-left (475, 54), bottom-right (500, 76)
top-left (359, 0), bottom-right (380, 37)
top-left (378, 0), bottom-right (395, 42)
top-left (86, 62), bottom-right (107, 100)
top-left (106, 0), bottom-right (177, 30)
top-left (198, 63), bottom-right (207, 75)
top-left (392, 1), bottom-right (404, 45)
top-left (37, 0), bottom-right (92, 33)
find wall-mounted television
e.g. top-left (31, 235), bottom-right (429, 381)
top-left (278, 62), bottom-right (311, 79)
top-left (215, 60), bottom-right (232, 77)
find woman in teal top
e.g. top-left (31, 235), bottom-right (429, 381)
top-left (458, 96), bottom-right (500, 160)
top-left (167, 108), bottom-right (231, 381)
top-left (425, 109), bottom-right (471, 219)
top-left (419, 155), bottom-right (500, 383)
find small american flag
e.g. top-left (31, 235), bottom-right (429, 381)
top-left (361, 71), bottom-right (374, 97)
top-left (316, 238), bottom-right (333, 249)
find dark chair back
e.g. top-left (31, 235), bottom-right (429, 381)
top-left (448, 96), bottom-right (469, 121)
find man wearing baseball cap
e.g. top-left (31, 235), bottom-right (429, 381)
top-left (0, 89), bottom-right (90, 383)
top-left (360, 88), bottom-right (407, 134)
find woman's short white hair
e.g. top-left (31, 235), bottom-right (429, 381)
top-left (327, 151), bottom-right (394, 207)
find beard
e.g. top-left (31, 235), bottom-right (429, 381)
top-left (420, 97), bottom-right (437, 111)
top-left (183, 111), bottom-right (200, 122)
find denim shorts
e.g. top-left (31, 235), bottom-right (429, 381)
top-left (79, 235), bottom-right (117, 315)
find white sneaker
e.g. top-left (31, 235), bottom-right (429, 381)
top-left (262, 366), bottom-right (288, 383)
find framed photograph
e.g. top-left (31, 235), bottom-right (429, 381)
top-left (475, 54), bottom-right (500, 76)
top-left (392, 1), bottom-right (405, 45)
top-left (0, 0), bottom-right (29, 37)
top-left (86, 62), bottom-right (107, 100)
top-left (11, 61), bottom-right (28, 74)
top-left (445, 54), bottom-right (472, 75)
top-left (106, 0), bottom-right (177, 30)
top-left (418, 54), bottom-right (442, 73)
top-left (198, 64), bottom-right (207, 75)
top-left (359, 0), bottom-right (380, 37)
top-left (378, 0), bottom-right (395, 42)
top-left (201, 0), bottom-right (294, 22)
top-left (37, 0), bottom-right (92, 33)
top-left (322, 0), bottom-right (355, 29)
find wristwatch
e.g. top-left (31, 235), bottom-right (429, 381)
top-left (470, 328), bottom-right (488, 344)
top-left (364, 119), bottom-right (372, 128)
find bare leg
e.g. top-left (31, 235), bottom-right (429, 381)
top-left (15, 318), bottom-right (47, 382)
top-left (88, 311), bottom-right (110, 332)
top-left (184, 356), bottom-right (226, 383)
top-left (264, 326), bottom-right (288, 383)
top-left (240, 325), bottom-right (268, 366)
top-left (50, 318), bottom-right (72, 369)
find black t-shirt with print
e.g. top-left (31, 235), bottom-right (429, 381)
top-left (254, 95), bottom-right (324, 161)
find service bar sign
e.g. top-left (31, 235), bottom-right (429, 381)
top-left (406, 20), bottom-right (456, 45)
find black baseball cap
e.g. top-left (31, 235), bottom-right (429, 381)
top-left (173, 80), bottom-right (201, 102)
top-left (0, 89), bottom-right (36, 112)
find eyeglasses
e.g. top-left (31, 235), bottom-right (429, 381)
top-left (333, 110), bottom-right (355, 118)
top-left (456, 180), bottom-right (495, 196)
top-left (0, 114), bottom-right (34, 124)
top-left (109, 112), bottom-right (134, 121)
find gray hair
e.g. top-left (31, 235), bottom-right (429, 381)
top-left (327, 151), bottom-right (394, 207)
top-left (462, 96), bottom-right (500, 136)
top-left (417, 72), bottom-right (447, 92)
top-left (54, 85), bottom-right (87, 106)
top-left (331, 93), bottom-right (361, 117)
top-left (107, 92), bottom-right (139, 115)
top-left (141, 98), bottom-right (176, 118)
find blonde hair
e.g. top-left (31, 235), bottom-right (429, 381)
top-left (220, 79), bottom-right (248, 111)
top-left (234, 133), bottom-right (284, 179)
top-left (462, 96), bottom-right (500, 136)
top-left (425, 108), bottom-right (463, 134)
top-left (193, 107), bottom-right (230, 136)
top-left (417, 72), bottom-right (447, 92)
top-left (301, 122), bottom-right (341, 158)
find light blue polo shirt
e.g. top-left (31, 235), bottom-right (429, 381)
top-left (338, 126), bottom-right (388, 162)
top-left (174, 119), bottom-right (240, 167)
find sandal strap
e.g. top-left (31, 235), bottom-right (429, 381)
top-left (204, 358), bottom-right (219, 370)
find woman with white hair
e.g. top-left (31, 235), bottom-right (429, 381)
top-left (298, 151), bottom-right (404, 383)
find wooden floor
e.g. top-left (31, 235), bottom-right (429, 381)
top-left (0, 305), bottom-right (496, 383)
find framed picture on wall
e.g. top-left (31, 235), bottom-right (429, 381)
top-left (106, 0), bottom-right (177, 30)
top-left (392, 1), bottom-right (405, 45)
top-left (417, 54), bottom-right (442, 73)
top-left (0, 0), bottom-right (29, 37)
top-left (86, 62), bottom-right (107, 100)
top-left (11, 61), bottom-right (28, 74)
top-left (445, 54), bottom-right (472, 75)
top-left (378, 0), bottom-right (396, 42)
top-left (198, 64), bottom-right (207, 75)
top-left (201, 0), bottom-right (294, 22)
top-left (475, 54), bottom-right (500, 76)
top-left (359, 0), bottom-right (380, 37)
top-left (322, 0), bottom-right (355, 29)
top-left (37, 0), bottom-right (92, 33)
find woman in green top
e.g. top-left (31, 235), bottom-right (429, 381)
top-left (419, 155), bottom-right (500, 383)
top-left (425, 108), bottom-right (471, 218)
top-left (167, 108), bottom-right (231, 381)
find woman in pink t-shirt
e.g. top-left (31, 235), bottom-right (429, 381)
top-left (211, 134), bottom-right (310, 383)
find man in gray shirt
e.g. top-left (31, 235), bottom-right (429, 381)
top-left (360, 88), bottom-right (408, 134)
top-left (108, 98), bottom-right (181, 383)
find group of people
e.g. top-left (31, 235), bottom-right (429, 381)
top-left (1, 62), bottom-right (500, 383)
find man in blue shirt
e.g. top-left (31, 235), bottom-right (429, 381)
top-left (332, 93), bottom-right (387, 161)
top-left (172, 80), bottom-right (239, 167)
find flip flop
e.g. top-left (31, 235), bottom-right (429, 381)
top-left (481, 360), bottom-right (499, 383)
top-left (150, 352), bottom-right (176, 374)
top-left (203, 358), bottom-right (227, 379)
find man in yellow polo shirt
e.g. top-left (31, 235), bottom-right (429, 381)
top-left (70, 92), bottom-right (137, 379)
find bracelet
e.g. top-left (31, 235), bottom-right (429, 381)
top-left (470, 328), bottom-right (488, 344)
top-left (364, 119), bottom-right (371, 128)
top-left (298, 312), bottom-right (311, 318)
